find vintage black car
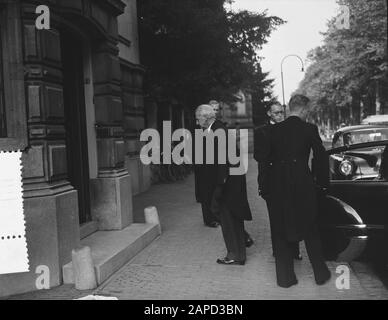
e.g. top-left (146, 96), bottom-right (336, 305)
top-left (330, 125), bottom-right (388, 180)
top-left (318, 139), bottom-right (388, 262)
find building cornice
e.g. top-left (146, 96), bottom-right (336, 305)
top-left (119, 57), bottom-right (146, 73)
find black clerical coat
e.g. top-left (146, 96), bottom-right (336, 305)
top-left (259, 116), bottom-right (329, 241)
top-left (254, 122), bottom-right (272, 194)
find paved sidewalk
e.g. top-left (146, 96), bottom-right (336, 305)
top-left (8, 155), bottom-right (388, 300)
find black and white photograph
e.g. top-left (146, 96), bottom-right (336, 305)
top-left (0, 0), bottom-right (387, 305)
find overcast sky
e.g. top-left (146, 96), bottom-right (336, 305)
top-left (230, 0), bottom-right (339, 104)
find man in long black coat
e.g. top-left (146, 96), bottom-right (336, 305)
top-left (194, 100), bottom-right (227, 227)
top-left (255, 102), bottom-right (301, 259)
top-left (258, 95), bottom-right (331, 287)
top-left (208, 99), bottom-right (253, 247)
top-left (194, 104), bottom-right (252, 264)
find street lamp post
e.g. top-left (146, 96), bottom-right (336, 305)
top-left (280, 54), bottom-right (305, 117)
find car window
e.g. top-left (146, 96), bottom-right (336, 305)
top-left (343, 128), bottom-right (388, 146)
top-left (329, 145), bottom-right (388, 182)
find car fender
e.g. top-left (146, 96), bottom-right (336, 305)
top-left (326, 195), bottom-right (364, 224)
top-left (320, 195), bottom-right (367, 262)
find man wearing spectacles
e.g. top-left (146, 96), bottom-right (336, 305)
top-left (267, 103), bottom-right (285, 125)
top-left (254, 102), bottom-right (302, 260)
top-left (209, 100), bottom-right (222, 120)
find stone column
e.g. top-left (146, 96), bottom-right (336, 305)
top-left (90, 39), bottom-right (133, 230)
top-left (120, 61), bottom-right (149, 195)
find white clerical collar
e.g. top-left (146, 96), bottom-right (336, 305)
top-left (270, 120), bottom-right (276, 125)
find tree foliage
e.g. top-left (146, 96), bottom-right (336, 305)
top-left (138, 0), bottom-right (284, 108)
top-left (296, 0), bottom-right (387, 123)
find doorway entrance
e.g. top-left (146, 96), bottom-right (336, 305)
top-left (60, 30), bottom-right (92, 224)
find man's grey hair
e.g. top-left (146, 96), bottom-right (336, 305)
top-left (196, 104), bottom-right (216, 120)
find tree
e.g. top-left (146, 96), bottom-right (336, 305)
top-left (138, 0), bottom-right (284, 110)
top-left (296, 0), bottom-right (387, 128)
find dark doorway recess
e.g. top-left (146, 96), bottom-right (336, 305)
top-left (60, 30), bottom-right (92, 224)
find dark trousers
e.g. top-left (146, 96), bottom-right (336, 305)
top-left (202, 202), bottom-right (252, 245)
top-left (201, 202), bottom-right (220, 225)
top-left (273, 223), bottom-right (329, 287)
top-left (266, 199), bottom-right (300, 257)
top-left (219, 204), bottom-right (246, 262)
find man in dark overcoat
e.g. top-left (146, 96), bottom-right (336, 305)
top-left (194, 100), bottom-right (226, 227)
top-left (208, 99), bottom-right (253, 247)
top-left (194, 104), bottom-right (252, 264)
top-left (258, 95), bottom-right (331, 287)
top-left (254, 102), bottom-right (301, 259)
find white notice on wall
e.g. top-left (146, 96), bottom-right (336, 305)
top-left (0, 151), bottom-right (29, 274)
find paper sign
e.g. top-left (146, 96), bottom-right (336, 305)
top-left (0, 151), bottom-right (29, 274)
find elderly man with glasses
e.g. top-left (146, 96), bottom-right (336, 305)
top-left (254, 102), bottom-right (302, 260)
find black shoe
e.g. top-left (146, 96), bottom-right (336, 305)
top-left (278, 279), bottom-right (298, 288)
top-left (316, 272), bottom-right (331, 286)
top-left (216, 257), bottom-right (245, 265)
top-left (245, 237), bottom-right (254, 248)
top-left (205, 221), bottom-right (219, 228)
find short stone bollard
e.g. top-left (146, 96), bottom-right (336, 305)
top-left (72, 246), bottom-right (97, 290)
top-left (144, 206), bottom-right (161, 235)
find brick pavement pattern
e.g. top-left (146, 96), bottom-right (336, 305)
top-left (8, 155), bottom-right (388, 300)
top-left (95, 156), bottom-right (387, 300)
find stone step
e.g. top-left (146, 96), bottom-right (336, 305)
top-left (63, 223), bottom-right (160, 285)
